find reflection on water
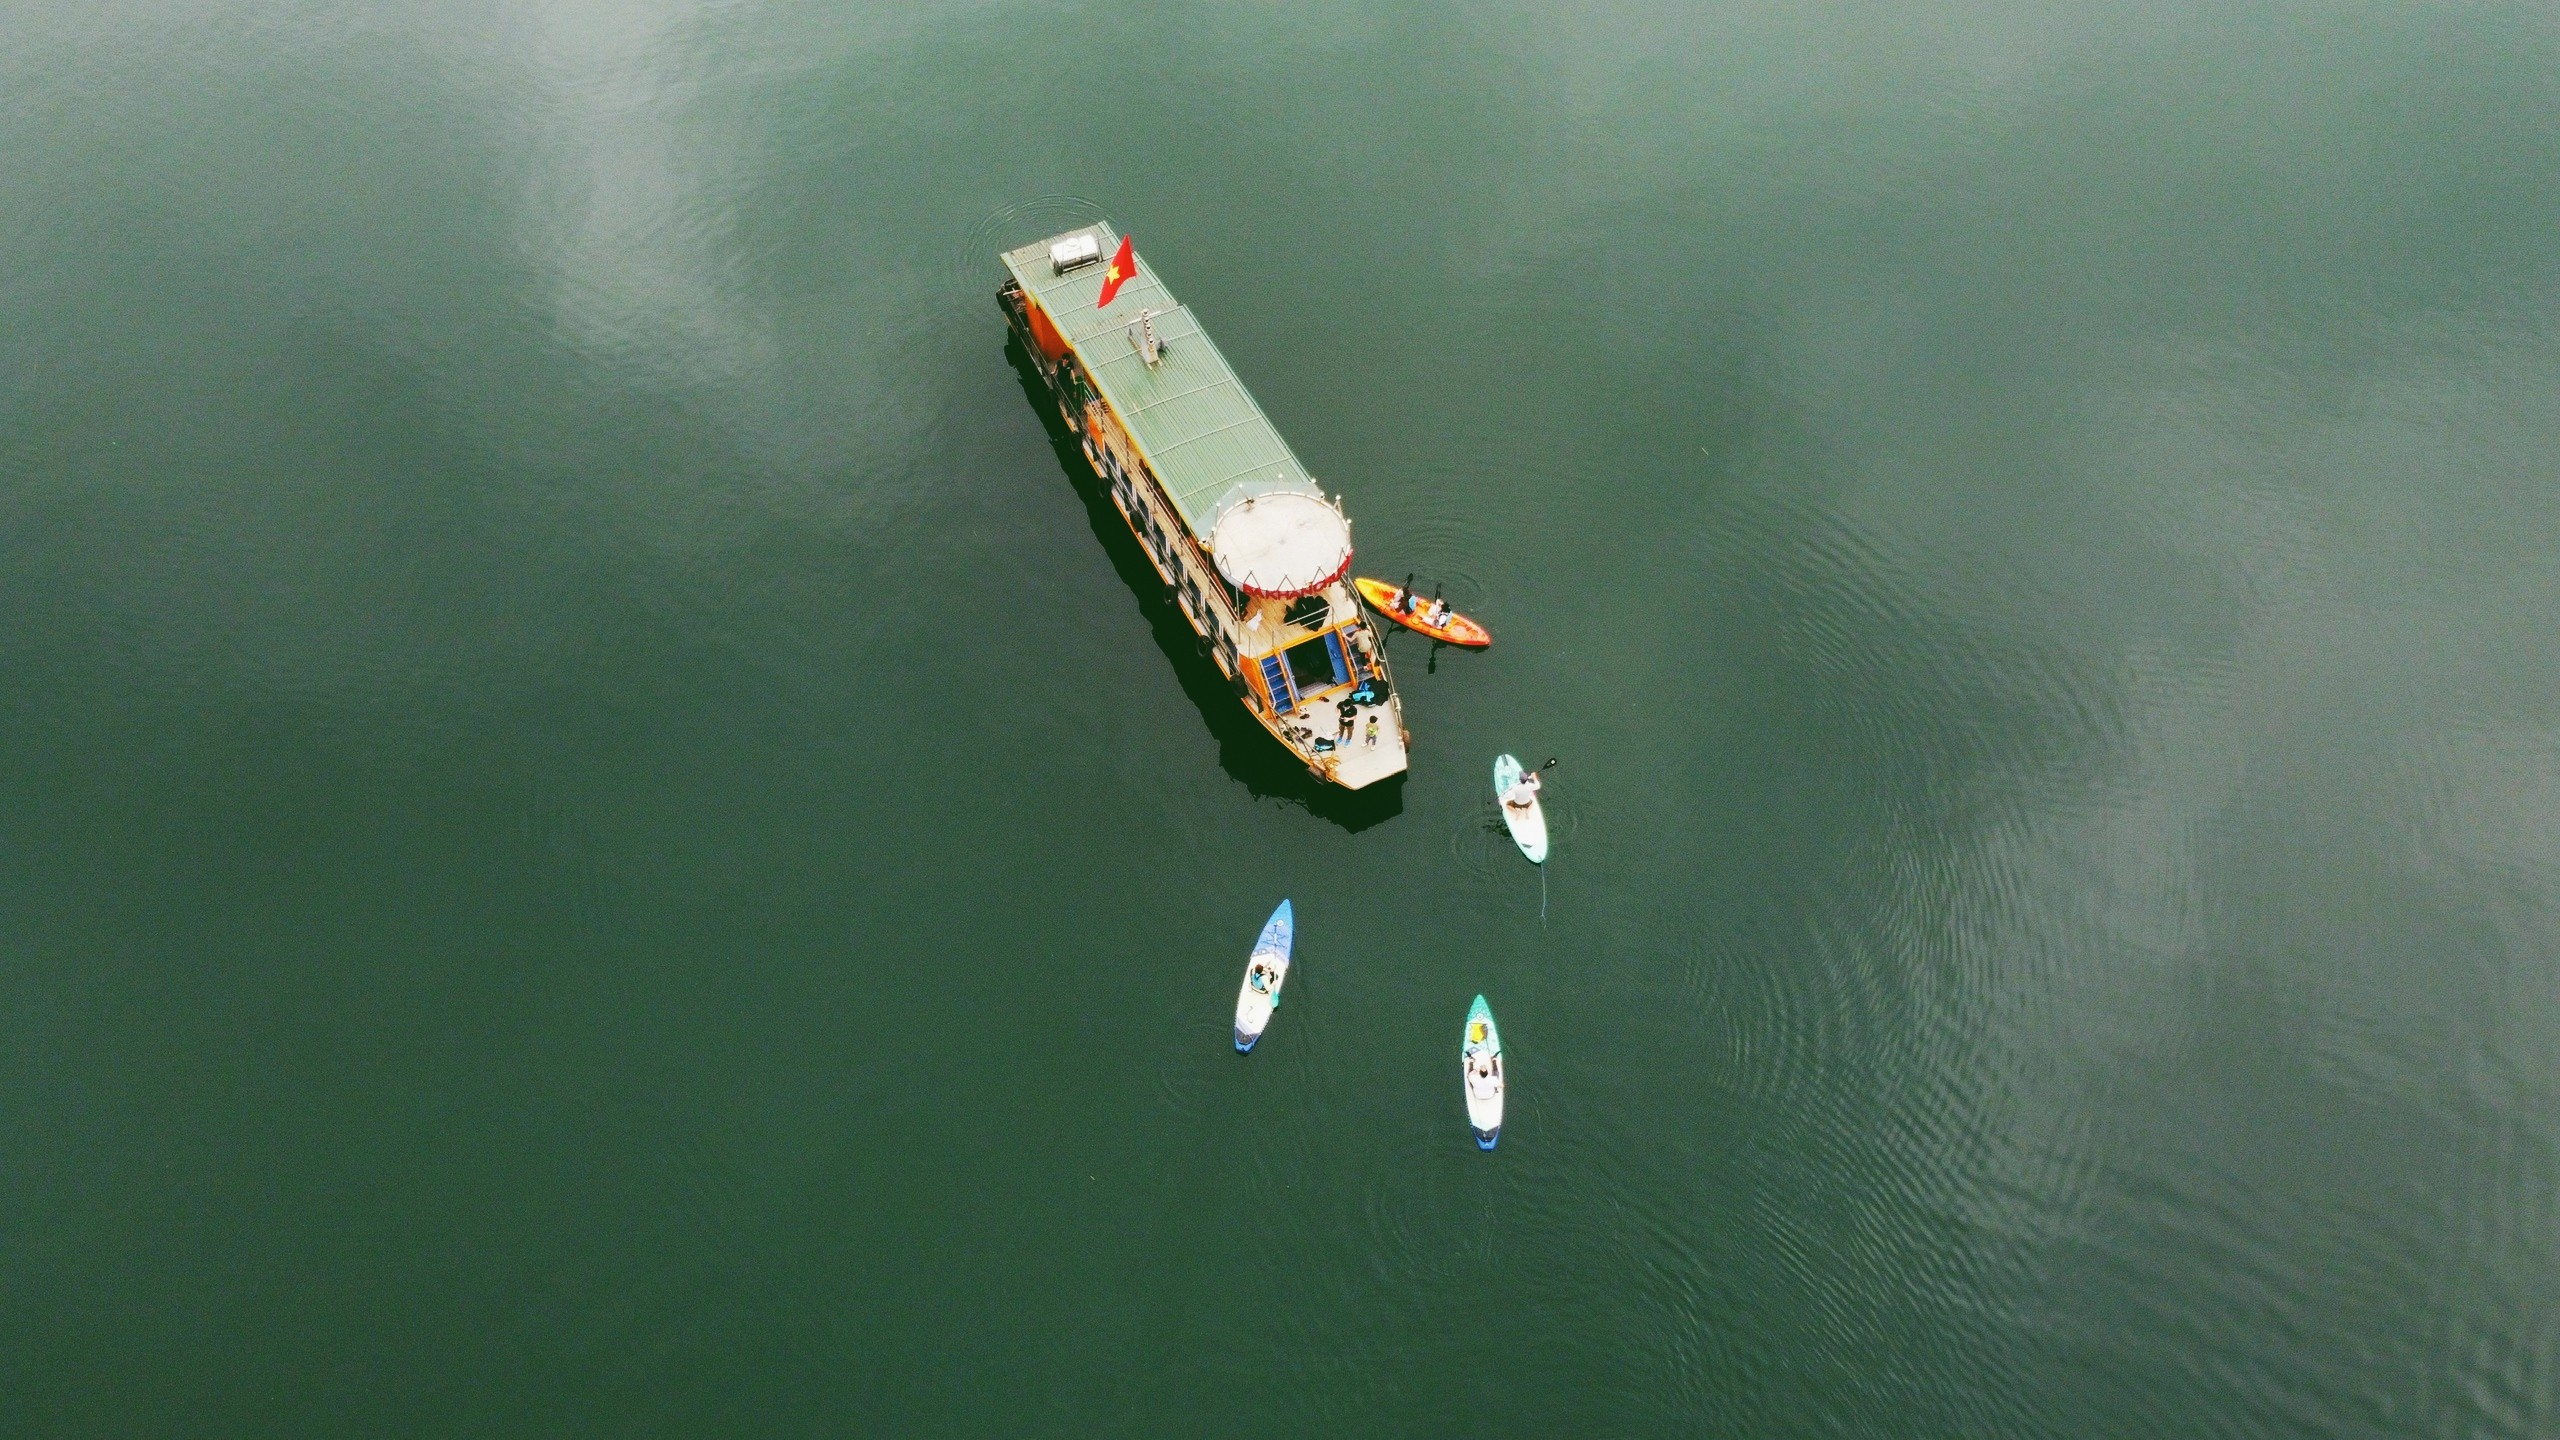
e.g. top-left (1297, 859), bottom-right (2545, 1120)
top-left (3, 0), bottom-right (2558, 1435)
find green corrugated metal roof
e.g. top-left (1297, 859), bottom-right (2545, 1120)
top-left (1001, 224), bottom-right (1326, 539)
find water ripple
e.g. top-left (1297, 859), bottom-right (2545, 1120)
top-left (951, 193), bottom-right (1114, 302)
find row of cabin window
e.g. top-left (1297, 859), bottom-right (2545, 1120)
top-left (1062, 362), bottom-right (1270, 628)
top-left (1084, 426), bottom-right (1250, 679)
top-left (1065, 358), bottom-right (1235, 649)
top-left (1068, 378), bottom-right (1324, 660)
top-left (1096, 438), bottom-right (1260, 625)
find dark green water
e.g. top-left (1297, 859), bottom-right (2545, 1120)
top-left (8, 2), bottom-right (2560, 1433)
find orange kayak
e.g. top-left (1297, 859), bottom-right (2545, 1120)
top-left (1354, 578), bottom-right (1491, 647)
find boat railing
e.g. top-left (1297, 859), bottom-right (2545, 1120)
top-left (1232, 599), bottom-right (1367, 653)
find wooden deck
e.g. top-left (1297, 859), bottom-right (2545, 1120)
top-left (1278, 692), bottom-right (1408, 790)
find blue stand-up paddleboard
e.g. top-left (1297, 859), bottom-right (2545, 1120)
top-left (1462, 995), bottom-right (1505, 1149)
top-left (1234, 900), bottom-right (1294, 1052)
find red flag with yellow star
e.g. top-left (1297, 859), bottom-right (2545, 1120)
top-left (1096, 234), bottom-right (1136, 307)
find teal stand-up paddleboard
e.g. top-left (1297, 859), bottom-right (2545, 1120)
top-left (1494, 754), bottom-right (1548, 863)
top-left (1462, 995), bottom-right (1505, 1149)
top-left (1234, 900), bottom-right (1294, 1053)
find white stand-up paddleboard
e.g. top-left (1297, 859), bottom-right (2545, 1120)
top-left (1494, 754), bottom-right (1548, 864)
top-left (1234, 899), bottom-right (1294, 1053)
top-left (1463, 995), bottom-right (1505, 1149)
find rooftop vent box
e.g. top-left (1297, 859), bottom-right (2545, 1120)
top-left (1050, 233), bottom-right (1103, 274)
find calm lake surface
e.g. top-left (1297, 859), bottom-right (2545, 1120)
top-left (6, 2), bottom-right (2559, 1433)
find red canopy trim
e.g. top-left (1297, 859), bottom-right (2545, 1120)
top-left (1233, 547), bottom-right (1354, 601)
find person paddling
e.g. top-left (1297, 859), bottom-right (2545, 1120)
top-left (1503, 768), bottom-right (1541, 811)
top-left (1502, 757), bottom-right (1556, 811)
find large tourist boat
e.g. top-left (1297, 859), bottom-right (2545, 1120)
top-left (999, 225), bottom-right (1408, 789)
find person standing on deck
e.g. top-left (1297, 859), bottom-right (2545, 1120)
top-left (1363, 714), bottom-right (1379, 749)
top-left (1337, 698), bottom-right (1358, 743)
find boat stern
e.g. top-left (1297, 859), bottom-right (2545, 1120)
top-left (1239, 588), bottom-right (1410, 790)
top-left (1305, 693), bottom-right (1409, 790)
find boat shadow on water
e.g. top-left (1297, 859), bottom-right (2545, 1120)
top-left (1003, 336), bottom-right (1405, 834)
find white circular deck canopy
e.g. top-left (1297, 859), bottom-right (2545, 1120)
top-left (1208, 491), bottom-right (1353, 599)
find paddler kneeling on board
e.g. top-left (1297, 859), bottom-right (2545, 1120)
top-left (1468, 1049), bottom-right (1500, 1094)
top-left (1502, 768), bottom-right (1541, 812)
top-left (1248, 959), bottom-right (1279, 994)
